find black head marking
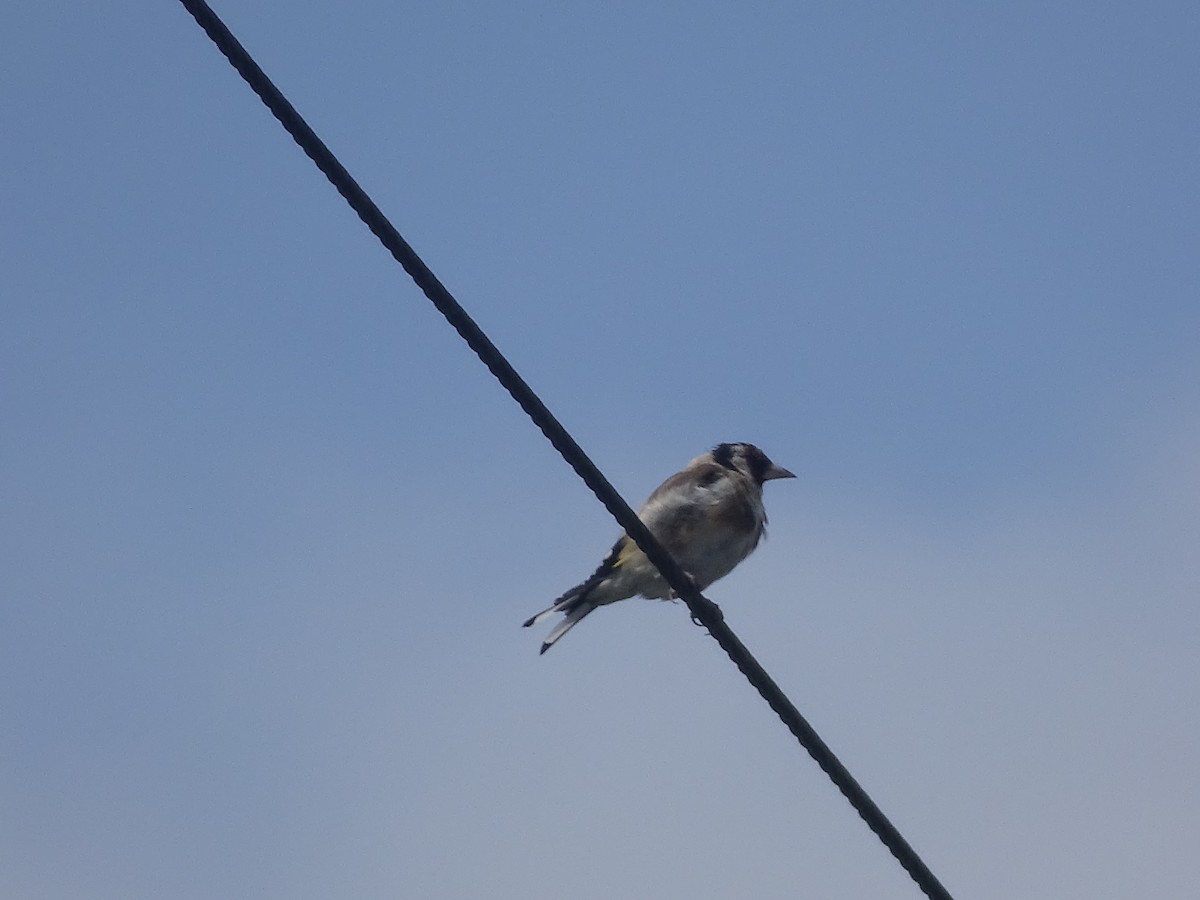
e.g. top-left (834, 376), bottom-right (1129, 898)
top-left (742, 445), bottom-right (773, 483)
top-left (712, 442), bottom-right (739, 470)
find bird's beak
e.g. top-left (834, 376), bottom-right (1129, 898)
top-left (763, 463), bottom-right (797, 481)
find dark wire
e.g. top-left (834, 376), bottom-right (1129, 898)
top-left (175, 3), bottom-right (955, 898)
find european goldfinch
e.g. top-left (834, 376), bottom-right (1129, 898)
top-left (524, 442), bottom-right (795, 653)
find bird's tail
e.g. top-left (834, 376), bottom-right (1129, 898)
top-left (522, 582), bottom-right (599, 654)
top-left (536, 602), bottom-right (596, 654)
top-left (524, 545), bottom-right (623, 653)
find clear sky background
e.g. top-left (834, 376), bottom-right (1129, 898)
top-left (3, 3), bottom-right (1198, 898)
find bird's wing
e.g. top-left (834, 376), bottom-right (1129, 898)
top-left (634, 461), bottom-right (731, 555)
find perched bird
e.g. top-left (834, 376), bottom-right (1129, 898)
top-left (524, 442), bottom-right (795, 653)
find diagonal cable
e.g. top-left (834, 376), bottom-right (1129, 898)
top-left (175, 3), bottom-right (955, 898)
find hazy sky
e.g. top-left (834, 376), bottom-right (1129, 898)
top-left (3, 3), bottom-right (1197, 898)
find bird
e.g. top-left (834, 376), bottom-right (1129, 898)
top-left (523, 442), bottom-right (795, 654)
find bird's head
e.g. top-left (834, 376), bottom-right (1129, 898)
top-left (712, 442), bottom-right (796, 486)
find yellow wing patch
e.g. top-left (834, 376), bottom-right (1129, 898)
top-left (609, 536), bottom-right (641, 568)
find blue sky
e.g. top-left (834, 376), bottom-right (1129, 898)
top-left (2, 2), bottom-right (1197, 897)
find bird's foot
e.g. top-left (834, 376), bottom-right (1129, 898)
top-left (689, 595), bottom-right (724, 627)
